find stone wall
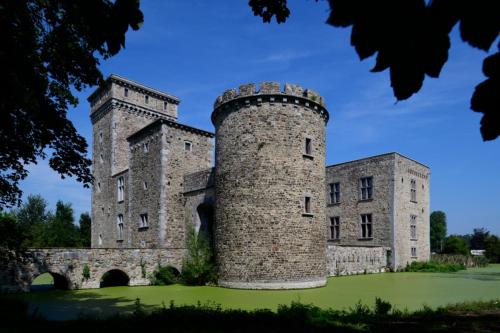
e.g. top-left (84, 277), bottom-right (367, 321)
top-left (326, 245), bottom-right (389, 276)
top-left (325, 154), bottom-right (396, 248)
top-left (0, 248), bottom-right (184, 293)
top-left (212, 82), bottom-right (329, 289)
top-left (393, 154), bottom-right (431, 269)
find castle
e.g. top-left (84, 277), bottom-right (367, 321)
top-left (88, 74), bottom-right (430, 289)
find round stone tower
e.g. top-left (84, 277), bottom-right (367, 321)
top-left (211, 82), bottom-right (329, 289)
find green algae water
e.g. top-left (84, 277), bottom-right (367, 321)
top-left (19, 264), bottom-right (500, 320)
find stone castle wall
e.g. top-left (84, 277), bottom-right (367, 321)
top-left (0, 248), bottom-right (184, 293)
top-left (393, 154), bottom-right (431, 269)
top-left (326, 245), bottom-right (389, 276)
top-left (212, 82), bottom-right (329, 289)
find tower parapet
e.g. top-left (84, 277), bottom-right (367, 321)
top-left (212, 82), bottom-right (329, 126)
top-left (211, 82), bottom-right (329, 289)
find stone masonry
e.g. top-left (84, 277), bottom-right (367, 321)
top-left (0, 75), bottom-right (431, 292)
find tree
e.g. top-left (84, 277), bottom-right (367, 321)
top-left (181, 225), bottom-right (217, 286)
top-left (0, 212), bottom-right (24, 251)
top-left (41, 201), bottom-right (81, 247)
top-left (79, 212), bottom-right (92, 248)
top-left (249, 0), bottom-right (500, 141)
top-left (0, 0), bottom-right (144, 209)
top-left (443, 235), bottom-right (469, 255)
top-left (484, 235), bottom-right (500, 263)
top-left (13, 194), bottom-right (49, 248)
top-left (430, 211), bottom-right (447, 253)
top-left (470, 228), bottom-right (490, 250)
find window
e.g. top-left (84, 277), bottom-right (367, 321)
top-left (164, 101), bottom-right (168, 110)
top-left (143, 181), bottom-right (148, 190)
top-left (410, 215), bottom-right (417, 239)
top-left (360, 177), bottom-right (373, 200)
top-left (304, 196), bottom-right (312, 214)
top-left (124, 88), bottom-right (129, 97)
top-left (143, 142), bottom-right (149, 153)
top-left (329, 217), bottom-right (340, 240)
top-left (411, 247), bottom-right (417, 257)
top-left (329, 182), bottom-right (340, 204)
top-left (117, 215), bottom-right (124, 240)
top-left (99, 153), bottom-right (104, 164)
top-left (144, 95), bottom-right (149, 104)
top-left (304, 138), bottom-right (312, 155)
top-left (140, 213), bottom-right (149, 229)
top-left (99, 131), bottom-right (103, 143)
top-left (410, 179), bottom-right (417, 202)
top-left (117, 176), bottom-right (124, 202)
top-left (360, 213), bottom-right (373, 239)
top-left (184, 141), bottom-right (192, 151)
top-left (97, 182), bottom-right (101, 193)
top-left (98, 234), bottom-right (103, 246)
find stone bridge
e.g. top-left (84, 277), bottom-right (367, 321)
top-left (0, 248), bottom-right (184, 293)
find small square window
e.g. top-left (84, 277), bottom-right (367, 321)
top-left (124, 88), bottom-right (129, 97)
top-left (184, 141), bottom-right (192, 151)
top-left (305, 138), bottom-right (312, 155)
top-left (304, 196), bottom-right (312, 214)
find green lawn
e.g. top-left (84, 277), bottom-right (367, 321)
top-left (20, 264), bottom-right (500, 320)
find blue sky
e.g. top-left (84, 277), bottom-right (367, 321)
top-left (19, 0), bottom-right (499, 234)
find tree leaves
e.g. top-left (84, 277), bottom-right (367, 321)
top-left (249, 0), bottom-right (290, 23)
top-left (0, 0), bottom-right (143, 208)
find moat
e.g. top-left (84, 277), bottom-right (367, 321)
top-left (17, 265), bottom-right (500, 320)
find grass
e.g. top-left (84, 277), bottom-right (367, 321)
top-left (18, 264), bottom-right (500, 320)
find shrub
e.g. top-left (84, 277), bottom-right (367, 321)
top-left (82, 264), bottom-right (91, 281)
top-left (150, 265), bottom-right (180, 286)
top-left (181, 225), bottom-right (217, 285)
top-left (375, 297), bottom-right (392, 315)
top-left (403, 261), bottom-right (465, 272)
top-left (431, 254), bottom-right (488, 268)
top-left (443, 235), bottom-right (469, 255)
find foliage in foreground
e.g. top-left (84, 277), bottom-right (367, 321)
top-left (181, 225), bottom-right (217, 286)
top-left (403, 261), bottom-right (465, 273)
top-left (2, 296), bottom-right (500, 333)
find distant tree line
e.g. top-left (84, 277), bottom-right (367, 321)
top-left (430, 210), bottom-right (500, 262)
top-left (0, 194), bottom-right (90, 251)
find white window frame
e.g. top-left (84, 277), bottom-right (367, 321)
top-left (410, 179), bottom-right (417, 202)
top-left (117, 176), bottom-right (124, 202)
top-left (330, 217), bottom-right (340, 240)
top-left (360, 177), bottom-right (373, 200)
top-left (329, 182), bottom-right (340, 204)
top-left (117, 214), bottom-right (124, 241)
top-left (184, 141), bottom-right (192, 152)
top-left (140, 213), bottom-right (149, 229)
top-left (410, 215), bottom-right (417, 239)
top-left (360, 213), bottom-right (373, 239)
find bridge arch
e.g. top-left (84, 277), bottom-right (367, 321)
top-left (30, 271), bottom-right (70, 291)
top-left (99, 269), bottom-right (130, 288)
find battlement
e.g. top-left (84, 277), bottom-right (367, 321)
top-left (212, 82), bottom-right (329, 124)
